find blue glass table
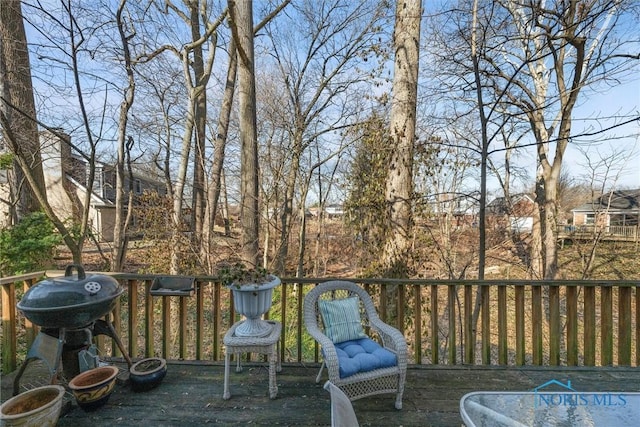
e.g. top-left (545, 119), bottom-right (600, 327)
top-left (460, 391), bottom-right (640, 426)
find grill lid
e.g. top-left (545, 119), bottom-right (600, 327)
top-left (17, 264), bottom-right (124, 328)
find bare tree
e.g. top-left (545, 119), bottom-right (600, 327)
top-left (573, 145), bottom-right (638, 278)
top-left (1, 1), bottom-right (122, 264)
top-left (496, 0), bottom-right (639, 279)
top-left (112, 0), bottom-right (136, 271)
top-left (262, 0), bottom-right (390, 274)
top-left (203, 1), bottom-right (290, 273)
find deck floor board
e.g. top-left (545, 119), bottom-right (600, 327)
top-left (3, 361), bottom-right (640, 426)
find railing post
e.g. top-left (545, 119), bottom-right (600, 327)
top-left (636, 287), bottom-right (640, 367)
top-left (1, 281), bottom-right (17, 373)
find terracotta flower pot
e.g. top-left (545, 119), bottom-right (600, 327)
top-left (0, 385), bottom-right (65, 427)
top-left (129, 357), bottom-right (167, 392)
top-left (68, 365), bottom-right (118, 411)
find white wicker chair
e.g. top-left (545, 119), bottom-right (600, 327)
top-left (324, 381), bottom-right (359, 427)
top-left (304, 280), bottom-right (407, 410)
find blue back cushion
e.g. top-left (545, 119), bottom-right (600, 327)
top-left (331, 338), bottom-right (397, 378)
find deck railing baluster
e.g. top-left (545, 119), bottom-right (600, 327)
top-left (531, 284), bottom-right (543, 365)
top-left (497, 284), bottom-right (507, 365)
top-left (430, 284), bottom-right (439, 364)
top-left (162, 295), bottom-right (171, 359)
top-left (414, 285), bottom-right (422, 364)
top-left (179, 295), bottom-right (187, 359)
top-left (601, 285), bottom-right (613, 365)
top-left (584, 285), bottom-right (596, 366)
top-left (464, 284), bottom-right (474, 364)
top-left (548, 285), bottom-right (560, 365)
top-left (515, 285), bottom-right (525, 366)
top-left (566, 285), bottom-right (578, 365)
top-left (195, 280), bottom-right (204, 360)
top-left (619, 285), bottom-right (632, 365)
top-left (481, 284), bottom-right (490, 365)
top-left (128, 280), bottom-right (139, 358)
top-left (447, 284), bottom-right (457, 364)
top-left (144, 280), bottom-right (154, 357)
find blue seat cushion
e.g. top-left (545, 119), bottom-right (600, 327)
top-left (328, 338), bottom-right (397, 379)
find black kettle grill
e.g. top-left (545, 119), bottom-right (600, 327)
top-left (13, 265), bottom-right (131, 395)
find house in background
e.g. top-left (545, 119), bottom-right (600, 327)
top-left (571, 189), bottom-right (640, 228)
top-left (0, 129), bottom-right (165, 241)
top-left (486, 193), bottom-right (536, 233)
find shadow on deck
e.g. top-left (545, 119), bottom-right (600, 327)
top-left (3, 361), bottom-right (640, 426)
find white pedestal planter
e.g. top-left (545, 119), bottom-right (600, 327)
top-left (228, 275), bottom-right (280, 337)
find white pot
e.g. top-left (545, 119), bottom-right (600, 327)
top-left (228, 275), bottom-right (280, 337)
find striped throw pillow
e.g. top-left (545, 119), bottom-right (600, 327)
top-left (318, 297), bottom-right (366, 343)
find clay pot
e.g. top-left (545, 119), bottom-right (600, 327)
top-left (68, 365), bottom-right (118, 411)
top-left (0, 385), bottom-right (65, 427)
top-left (129, 357), bottom-right (167, 392)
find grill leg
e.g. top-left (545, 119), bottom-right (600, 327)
top-left (13, 331), bottom-right (64, 395)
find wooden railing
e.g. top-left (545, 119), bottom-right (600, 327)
top-left (557, 224), bottom-right (639, 242)
top-left (2, 272), bottom-right (639, 373)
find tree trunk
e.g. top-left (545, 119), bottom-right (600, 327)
top-left (189, 2), bottom-right (208, 246)
top-left (203, 39), bottom-right (237, 273)
top-left (170, 106), bottom-right (195, 274)
top-left (0, 0), bottom-right (46, 220)
top-left (112, 0), bottom-right (136, 272)
top-left (382, 0), bottom-right (421, 323)
top-left (230, 0), bottom-right (260, 268)
top-left (275, 149), bottom-right (300, 275)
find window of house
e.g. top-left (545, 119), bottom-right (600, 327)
top-left (134, 179), bottom-right (141, 194)
top-left (585, 214), bottom-right (595, 225)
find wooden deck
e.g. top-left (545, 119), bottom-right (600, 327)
top-left (3, 361), bottom-right (640, 426)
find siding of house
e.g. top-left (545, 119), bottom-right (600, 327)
top-left (1, 130), bottom-right (165, 241)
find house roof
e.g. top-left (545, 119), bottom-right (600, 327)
top-left (486, 193), bottom-right (535, 215)
top-left (572, 189), bottom-right (640, 213)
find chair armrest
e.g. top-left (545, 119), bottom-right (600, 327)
top-left (305, 323), bottom-right (342, 381)
top-left (369, 318), bottom-right (408, 359)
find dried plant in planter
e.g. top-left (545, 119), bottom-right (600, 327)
top-left (218, 262), bottom-right (274, 289)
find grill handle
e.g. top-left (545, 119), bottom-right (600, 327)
top-left (64, 264), bottom-right (86, 280)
